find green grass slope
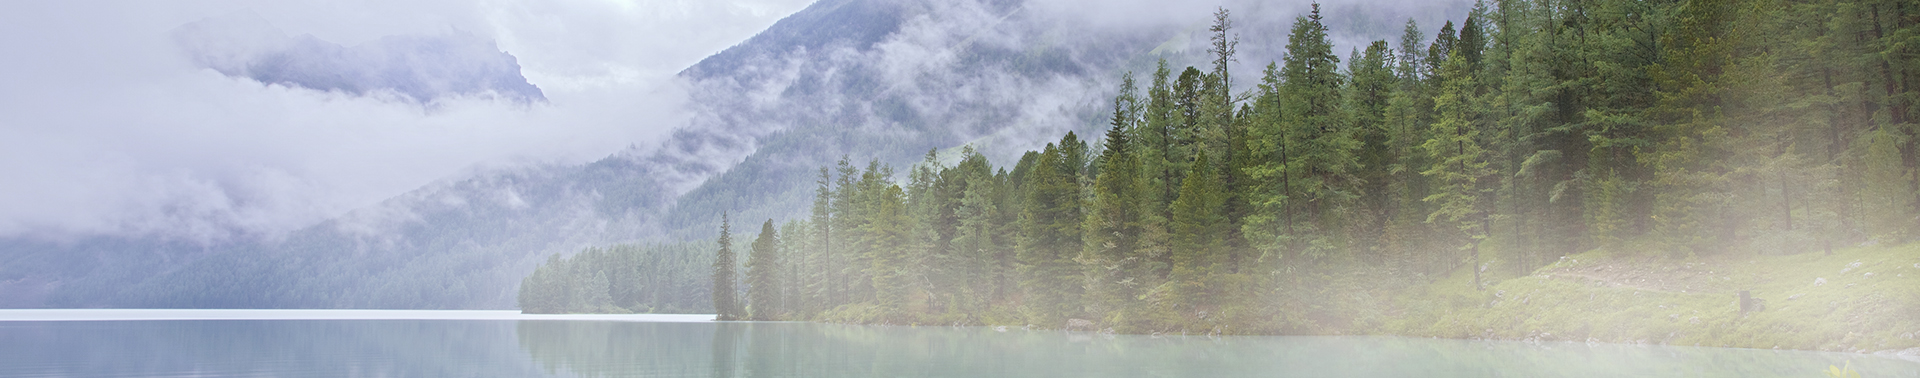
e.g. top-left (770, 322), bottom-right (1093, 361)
top-left (1384, 244), bottom-right (1920, 354)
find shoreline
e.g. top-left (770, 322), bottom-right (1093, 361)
top-left (4, 307), bottom-right (1915, 361)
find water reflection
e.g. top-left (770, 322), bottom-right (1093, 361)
top-left (2, 318), bottom-right (1914, 377)
top-left (0, 319), bottom-right (549, 378)
top-left (517, 321), bottom-right (1920, 378)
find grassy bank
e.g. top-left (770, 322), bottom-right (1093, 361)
top-left (802, 244), bottom-right (1920, 356)
top-left (1383, 243), bottom-right (1920, 354)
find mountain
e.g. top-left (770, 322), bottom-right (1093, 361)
top-left (0, 0), bottom-right (1467, 309)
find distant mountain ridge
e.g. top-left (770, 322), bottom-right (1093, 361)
top-left (681, 0), bottom-right (917, 80)
top-left (0, 0), bottom-right (1467, 309)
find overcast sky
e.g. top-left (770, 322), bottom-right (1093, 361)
top-left (0, 0), bottom-right (815, 241)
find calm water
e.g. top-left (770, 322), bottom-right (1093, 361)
top-left (1, 310), bottom-right (1915, 377)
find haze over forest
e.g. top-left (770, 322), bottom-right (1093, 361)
top-left (0, 0), bottom-right (1469, 309)
top-left (516, 0), bottom-right (1920, 351)
top-left (3, 0), bottom-right (1918, 352)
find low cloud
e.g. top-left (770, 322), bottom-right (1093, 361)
top-left (174, 11), bottom-right (547, 104)
top-left (0, 0), bottom-right (811, 242)
top-left (0, 0), bottom-right (1468, 243)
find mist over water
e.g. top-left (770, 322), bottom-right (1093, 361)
top-left (2, 311), bottom-right (1914, 378)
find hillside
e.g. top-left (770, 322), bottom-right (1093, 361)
top-left (513, 0), bottom-right (1920, 356)
top-left (1386, 244), bottom-right (1920, 355)
top-left (0, 0), bottom-right (1470, 309)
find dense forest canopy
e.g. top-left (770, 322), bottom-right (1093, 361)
top-left (525, 0), bottom-right (1919, 335)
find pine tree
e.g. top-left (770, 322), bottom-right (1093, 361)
top-left (1494, 0), bottom-right (1569, 272)
top-left (1384, 21), bottom-right (1437, 265)
top-left (1205, 7), bottom-right (1254, 276)
top-left (1168, 150), bottom-right (1225, 314)
top-left (1458, 11), bottom-right (1487, 74)
top-left (1136, 60), bottom-right (1179, 288)
top-left (1428, 21), bottom-right (1458, 82)
top-left (778, 220), bottom-right (808, 319)
top-left (866, 185), bottom-right (911, 319)
top-left (831, 158), bottom-right (868, 303)
top-left (1581, 0), bottom-right (1665, 248)
top-left (586, 270), bottom-right (613, 313)
top-left (1422, 52), bottom-right (1493, 290)
top-left (519, 254), bottom-right (566, 314)
top-left (1084, 93), bottom-right (1145, 323)
top-left (947, 148), bottom-right (1001, 316)
top-left (1173, 67), bottom-right (1207, 181)
top-left (1017, 133), bottom-right (1087, 323)
top-left (712, 213), bottom-right (740, 320)
top-left (908, 149), bottom-right (965, 316)
top-left (1209, 7), bottom-right (1239, 101)
top-left (1143, 60), bottom-right (1179, 209)
top-left (1245, 61), bottom-right (1292, 267)
top-left (1349, 40), bottom-right (1398, 261)
top-left (1633, 0), bottom-right (1733, 255)
top-left (850, 160), bottom-right (895, 303)
top-left (831, 158), bottom-right (863, 306)
top-left (811, 167), bottom-right (833, 314)
top-left (1284, 1), bottom-right (1353, 222)
top-left (1259, 3), bottom-right (1356, 264)
top-left (746, 219), bottom-right (782, 320)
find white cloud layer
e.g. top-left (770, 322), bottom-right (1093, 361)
top-left (0, 0), bottom-right (814, 241)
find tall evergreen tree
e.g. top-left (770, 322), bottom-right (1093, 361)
top-left (1137, 60), bottom-right (1180, 285)
top-left (1143, 60), bottom-right (1179, 209)
top-left (1491, 0), bottom-right (1569, 273)
top-left (808, 168), bottom-right (833, 315)
top-left (1084, 94), bottom-right (1146, 323)
top-left (746, 219), bottom-right (782, 320)
top-left (1250, 3), bottom-right (1355, 265)
top-left (1428, 21), bottom-right (1458, 82)
top-left (1458, 12), bottom-right (1487, 73)
top-left (778, 220), bottom-right (808, 319)
top-left (1641, 0), bottom-right (1735, 255)
top-left (866, 185), bottom-right (911, 319)
top-left (1209, 7), bottom-right (1239, 100)
top-left (1173, 67), bottom-right (1207, 182)
top-left (1017, 133), bottom-right (1087, 323)
top-left (712, 213), bottom-right (740, 320)
top-left (1422, 52), bottom-right (1493, 290)
top-left (947, 148), bottom-right (1001, 316)
top-left (1168, 150), bottom-right (1225, 313)
top-left (849, 160), bottom-right (895, 304)
top-left (831, 158), bottom-right (862, 306)
top-left (907, 150), bottom-right (945, 314)
top-left (1205, 7), bottom-right (1255, 275)
top-left (1246, 61), bottom-right (1292, 264)
top-left (1349, 40), bottom-right (1398, 260)
top-left (1384, 21), bottom-right (1438, 265)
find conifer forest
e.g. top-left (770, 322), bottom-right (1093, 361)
top-left (524, 0), bottom-right (1920, 339)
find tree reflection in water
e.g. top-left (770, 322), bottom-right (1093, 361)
top-left (515, 321), bottom-right (1920, 378)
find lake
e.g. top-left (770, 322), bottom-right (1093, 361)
top-left (1, 310), bottom-right (1914, 377)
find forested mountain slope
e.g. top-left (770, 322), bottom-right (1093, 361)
top-left (0, 0), bottom-right (1466, 309)
top-left (525, 0), bottom-right (1920, 353)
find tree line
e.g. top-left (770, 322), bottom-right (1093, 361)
top-left (543, 0), bottom-right (1919, 333)
top-left (518, 243), bottom-right (713, 314)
